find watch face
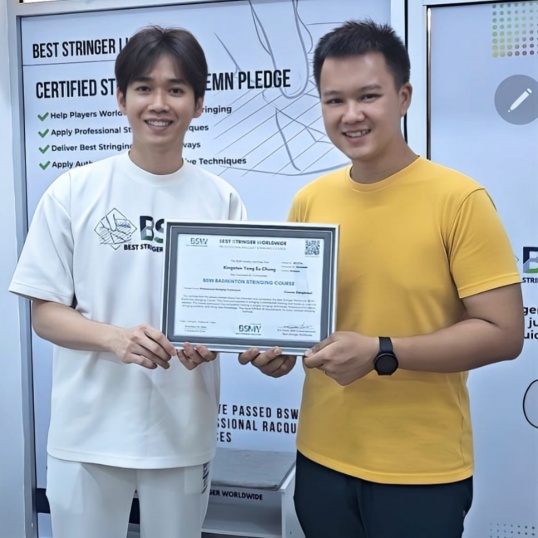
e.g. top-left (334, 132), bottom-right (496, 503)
top-left (375, 353), bottom-right (398, 375)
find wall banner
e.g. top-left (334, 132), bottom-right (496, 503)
top-left (20, 0), bottom-right (391, 492)
top-left (429, 3), bottom-right (538, 536)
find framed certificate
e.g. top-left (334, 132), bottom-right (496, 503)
top-left (161, 221), bottom-right (338, 354)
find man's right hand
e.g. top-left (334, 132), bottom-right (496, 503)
top-left (238, 346), bottom-right (297, 378)
top-left (112, 323), bottom-right (176, 370)
top-left (31, 299), bottom-right (176, 371)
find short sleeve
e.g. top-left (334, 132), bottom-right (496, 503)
top-left (448, 189), bottom-right (520, 298)
top-left (9, 178), bottom-right (75, 305)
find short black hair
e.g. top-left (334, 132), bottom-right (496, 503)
top-left (313, 20), bottom-right (410, 91)
top-left (115, 25), bottom-right (207, 103)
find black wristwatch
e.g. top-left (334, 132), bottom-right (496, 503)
top-left (373, 336), bottom-right (399, 376)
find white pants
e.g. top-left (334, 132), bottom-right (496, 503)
top-left (46, 456), bottom-right (211, 538)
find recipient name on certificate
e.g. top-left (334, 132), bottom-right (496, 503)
top-left (161, 221), bottom-right (338, 354)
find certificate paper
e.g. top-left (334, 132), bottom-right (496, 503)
top-left (161, 221), bottom-right (338, 354)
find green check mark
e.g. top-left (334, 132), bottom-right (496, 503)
top-left (38, 129), bottom-right (50, 138)
top-left (39, 145), bottom-right (50, 154)
top-left (39, 161), bottom-right (51, 170)
top-left (37, 112), bottom-right (49, 121)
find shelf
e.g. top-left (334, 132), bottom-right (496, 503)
top-left (203, 503), bottom-right (281, 537)
top-left (201, 448), bottom-right (303, 538)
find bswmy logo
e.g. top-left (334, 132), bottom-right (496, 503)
top-left (238, 324), bottom-right (261, 334)
top-left (522, 247), bottom-right (538, 284)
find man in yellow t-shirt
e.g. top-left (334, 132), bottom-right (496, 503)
top-left (240, 20), bottom-right (524, 538)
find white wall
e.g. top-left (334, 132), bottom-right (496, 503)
top-left (0, 2), bottom-right (34, 537)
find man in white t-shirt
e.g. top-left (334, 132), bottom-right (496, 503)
top-left (10, 26), bottom-right (246, 538)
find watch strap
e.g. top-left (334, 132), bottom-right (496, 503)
top-left (379, 336), bottom-right (393, 354)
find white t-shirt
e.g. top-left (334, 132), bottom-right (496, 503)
top-left (10, 153), bottom-right (247, 468)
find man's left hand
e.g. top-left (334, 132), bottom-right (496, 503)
top-left (178, 342), bottom-right (218, 370)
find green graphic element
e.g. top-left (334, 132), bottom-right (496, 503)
top-left (39, 145), bottom-right (50, 154)
top-left (38, 129), bottom-right (49, 138)
top-left (37, 112), bottom-right (49, 121)
top-left (39, 161), bottom-right (51, 170)
top-left (492, 1), bottom-right (537, 58)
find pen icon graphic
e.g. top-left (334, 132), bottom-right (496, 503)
top-left (508, 88), bottom-right (532, 112)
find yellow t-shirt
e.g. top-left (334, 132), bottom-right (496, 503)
top-left (289, 157), bottom-right (520, 485)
